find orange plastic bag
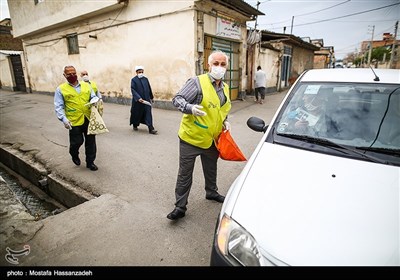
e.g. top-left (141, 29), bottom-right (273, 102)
top-left (216, 130), bottom-right (247, 161)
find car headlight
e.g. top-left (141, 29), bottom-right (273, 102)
top-left (217, 214), bottom-right (264, 266)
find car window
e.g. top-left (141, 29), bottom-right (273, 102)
top-left (275, 82), bottom-right (400, 152)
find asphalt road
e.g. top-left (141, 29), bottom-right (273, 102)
top-left (0, 89), bottom-right (287, 266)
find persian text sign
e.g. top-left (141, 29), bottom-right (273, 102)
top-left (216, 17), bottom-right (241, 40)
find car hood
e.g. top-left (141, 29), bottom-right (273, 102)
top-left (231, 143), bottom-right (400, 266)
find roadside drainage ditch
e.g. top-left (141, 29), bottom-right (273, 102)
top-left (0, 164), bottom-right (66, 220)
top-left (0, 144), bottom-right (97, 221)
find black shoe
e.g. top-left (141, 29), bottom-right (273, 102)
top-left (133, 126), bottom-right (138, 131)
top-left (149, 130), bottom-right (158, 135)
top-left (86, 163), bottom-right (98, 171)
top-left (206, 194), bottom-right (225, 203)
top-left (72, 157), bottom-right (81, 166)
top-left (167, 208), bottom-right (185, 220)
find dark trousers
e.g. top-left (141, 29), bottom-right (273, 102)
top-left (174, 139), bottom-right (220, 212)
top-left (255, 87), bottom-right (266, 100)
top-left (69, 118), bottom-right (96, 164)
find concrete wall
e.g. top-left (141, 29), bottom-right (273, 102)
top-left (17, 1), bottom-right (197, 100)
top-left (0, 53), bottom-right (13, 90)
top-left (291, 45), bottom-right (315, 80)
top-left (314, 55), bottom-right (327, 69)
top-left (0, 52), bottom-right (29, 92)
top-left (253, 45), bottom-right (280, 93)
top-left (8, 0), bottom-right (253, 101)
top-left (7, 0), bottom-right (124, 38)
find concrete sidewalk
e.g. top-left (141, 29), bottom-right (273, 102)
top-left (0, 89), bottom-right (287, 266)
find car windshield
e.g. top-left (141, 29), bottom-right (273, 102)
top-left (275, 82), bottom-right (400, 153)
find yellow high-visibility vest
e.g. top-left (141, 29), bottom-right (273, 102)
top-left (60, 82), bottom-right (91, 126)
top-left (178, 74), bottom-right (231, 149)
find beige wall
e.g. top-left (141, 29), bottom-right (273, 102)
top-left (0, 54), bottom-right (13, 90)
top-left (0, 52), bottom-right (28, 92)
top-left (314, 55), bottom-right (327, 69)
top-left (291, 45), bottom-right (315, 78)
top-left (8, 0), bottom-right (124, 38)
top-left (18, 1), bottom-right (197, 100)
top-left (254, 45), bottom-right (279, 91)
top-left (9, 0), bottom-right (254, 100)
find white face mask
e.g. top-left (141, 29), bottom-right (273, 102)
top-left (138, 73), bottom-right (144, 78)
top-left (82, 75), bottom-right (89, 82)
top-left (210, 66), bottom-right (226, 80)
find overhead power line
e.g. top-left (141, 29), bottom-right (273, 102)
top-left (257, 2), bottom-right (400, 29)
top-left (293, 2), bottom-right (400, 28)
top-left (294, 0), bottom-right (350, 17)
top-left (262, 0), bottom-right (350, 26)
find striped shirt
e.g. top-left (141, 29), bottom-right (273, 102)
top-left (172, 74), bottom-right (227, 114)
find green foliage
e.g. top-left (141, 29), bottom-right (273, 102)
top-left (371, 46), bottom-right (391, 61)
top-left (354, 57), bottom-right (362, 66)
top-left (344, 46), bottom-right (392, 65)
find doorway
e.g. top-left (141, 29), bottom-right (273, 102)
top-left (204, 36), bottom-right (240, 100)
top-left (10, 55), bottom-right (26, 92)
top-left (281, 46), bottom-right (292, 88)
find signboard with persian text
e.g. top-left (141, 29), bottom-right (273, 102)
top-left (216, 17), bottom-right (241, 40)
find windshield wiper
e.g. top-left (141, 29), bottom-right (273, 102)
top-left (277, 133), bottom-right (388, 164)
top-left (356, 146), bottom-right (400, 156)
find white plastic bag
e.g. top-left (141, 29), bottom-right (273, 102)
top-left (88, 106), bottom-right (109, 135)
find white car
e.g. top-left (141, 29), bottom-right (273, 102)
top-left (210, 68), bottom-right (400, 266)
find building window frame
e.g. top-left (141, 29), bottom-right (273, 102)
top-left (66, 33), bottom-right (79, 55)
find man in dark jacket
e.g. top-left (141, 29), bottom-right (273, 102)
top-left (130, 66), bottom-right (157, 134)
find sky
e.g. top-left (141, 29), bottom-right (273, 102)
top-left (0, 0), bottom-right (9, 19)
top-left (0, 0), bottom-right (399, 59)
top-left (244, 0), bottom-right (400, 59)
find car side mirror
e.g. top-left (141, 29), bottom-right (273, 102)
top-left (247, 117), bottom-right (268, 133)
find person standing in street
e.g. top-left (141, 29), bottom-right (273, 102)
top-left (54, 65), bottom-right (100, 171)
top-left (254, 65), bottom-right (267, 104)
top-left (80, 70), bottom-right (100, 97)
top-left (80, 70), bottom-right (103, 116)
top-left (130, 66), bottom-right (157, 134)
top-left (167, 50), bottom-right (232, 220)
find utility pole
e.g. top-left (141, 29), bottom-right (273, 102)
top-left (290, 16), bottom-right (294, 34)
top-left (367, 25), bottom-right (375, 66)
top-left (389, 21), bottom-right (398, 69)
top-left (254, 1), bottom-right (260, 30)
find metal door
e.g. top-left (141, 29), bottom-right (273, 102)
top-left (10, 55), bottom-right (26, 92)
top-left (281, 46), bottom-right (292, 88)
